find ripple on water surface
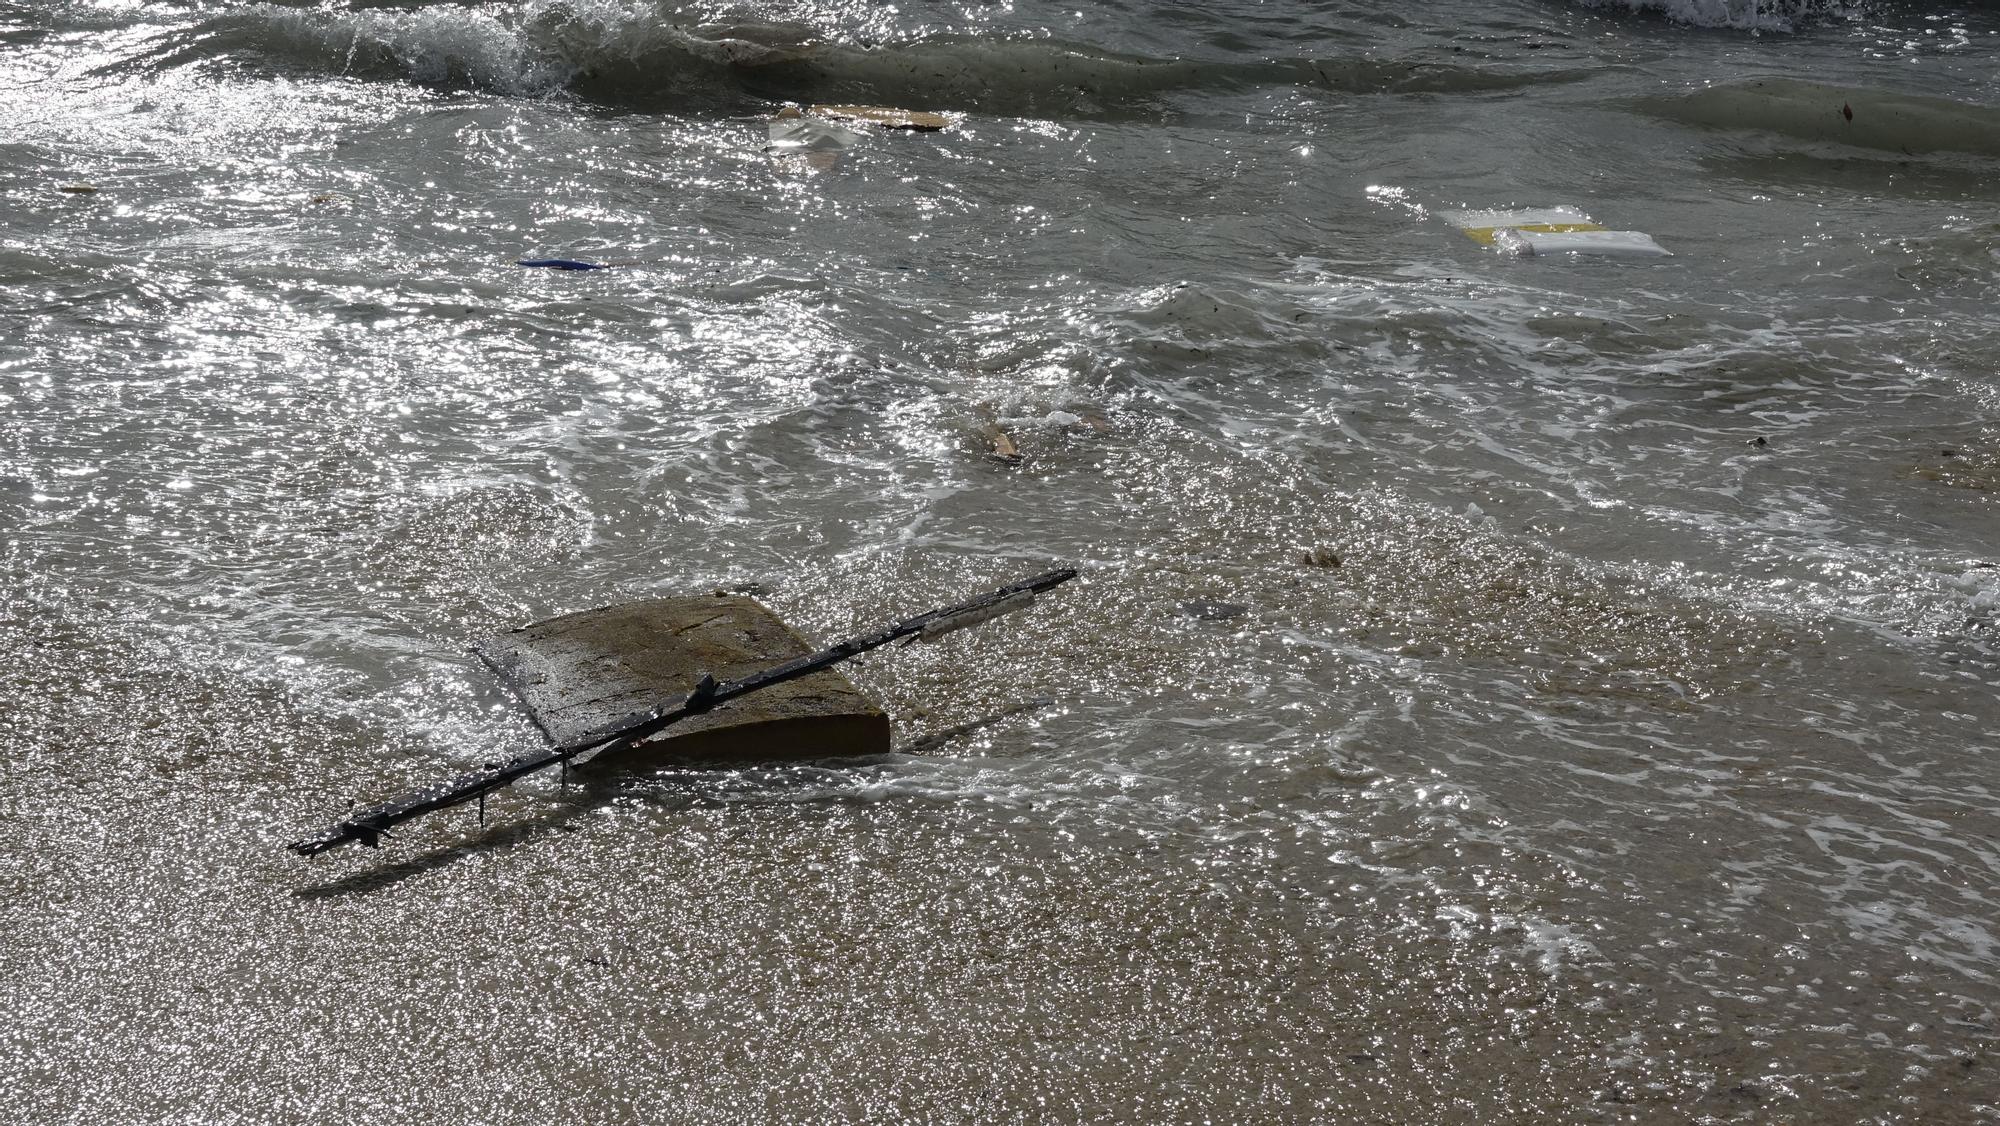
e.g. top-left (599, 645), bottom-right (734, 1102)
top-left (4, 0), bottom-right (2000, 1121)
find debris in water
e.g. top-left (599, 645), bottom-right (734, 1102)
top-left (475, 594), bottom-right (892, 764)
top-left (518, 259), bottom-right (610, 271)
top-left (286, 567), bottom-right (1079, 856)
top-left (1440, 205), bottom-right (1670, 259)
top-left (764, 104), bottom-right (955, 171)
top-left (767, 107), bottom-right (867, 154)
top-left (984, 423), bottom-right (1022, 463)
top-left (1180, 600), bottom-right (1248, 622)
top-left (808, 104), bottom-right (959, 132)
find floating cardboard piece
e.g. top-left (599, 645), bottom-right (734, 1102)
top-left (808, 104), bottom-right (958, 131)
top-left (1440, 206), bottom-right (1670, 258)
top-left (475, 595), bottom-right (891, 766)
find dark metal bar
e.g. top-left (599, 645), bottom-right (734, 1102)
top-left (287, 566), bottom-right (1077, 857)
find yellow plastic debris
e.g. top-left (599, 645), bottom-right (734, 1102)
top-left (1444, 206), bottom-right (1604, 246)
top-left (1440, 206), bottom-right (1669, 258)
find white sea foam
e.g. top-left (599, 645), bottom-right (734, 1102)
top-left (1576, 0), bottom-right (1860, 31)
top-left (183, 1), bottom-right (1579, 108)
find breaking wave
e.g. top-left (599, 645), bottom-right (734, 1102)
top-left (127, 1), bottom-right (1585, 113)
top-left (1573, 0), bottom-right (1862, 31)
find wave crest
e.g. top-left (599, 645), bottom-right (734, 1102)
top-left (144, 1), bottom-right (1581, 113)
top-left (1575, 0), bottom-right (1861, 32)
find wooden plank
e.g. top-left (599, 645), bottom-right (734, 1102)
top-left (807, 104), bottom-right (958, 131)
top-left (474, 595), bottom-right (891, 765)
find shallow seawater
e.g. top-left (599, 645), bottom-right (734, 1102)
top-left (3, 0), bottom-right (1999, 1121)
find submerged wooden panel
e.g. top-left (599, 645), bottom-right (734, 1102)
top-left (474, 595), bottom-right (891, 766)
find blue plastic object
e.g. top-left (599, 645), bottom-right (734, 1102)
top-left (517, 258), bottom-right (609, 271)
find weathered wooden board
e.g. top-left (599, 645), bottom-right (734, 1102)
top-left (807, 104), bottom-right (957, 131)
top-left (474, 595), bottom-right (891, 765)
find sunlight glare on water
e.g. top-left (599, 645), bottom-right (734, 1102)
top-left (2, 0), bottom-right (1999, 1121)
